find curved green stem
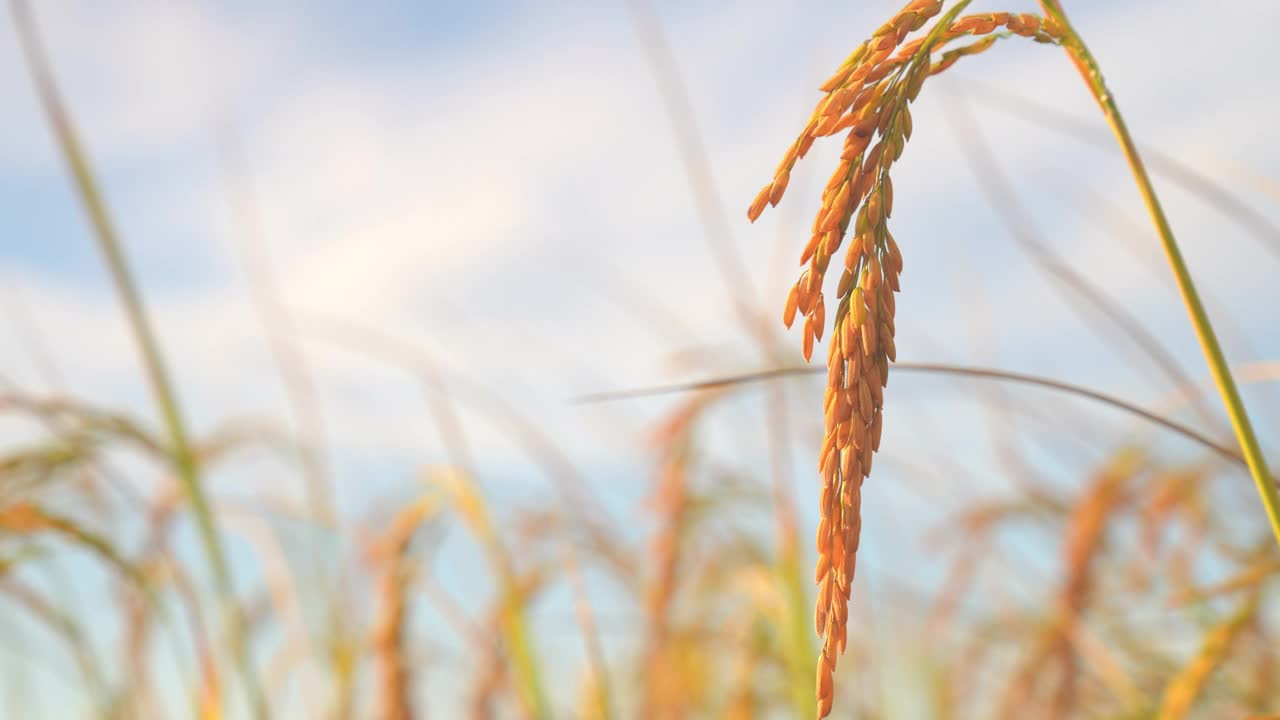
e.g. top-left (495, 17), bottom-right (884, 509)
top-left (9, 2), bottom-right (268, 716)
top-left (1038, 0), bottom-right (1280, 548)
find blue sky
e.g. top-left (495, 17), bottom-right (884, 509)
top-left (3, 0), bottom-right (1280, 716)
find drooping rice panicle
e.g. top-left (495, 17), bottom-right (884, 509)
top-left (747, 2), bottom-right (1063, 715)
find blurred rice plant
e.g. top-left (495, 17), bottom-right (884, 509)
top-left (2, 0), bottom-right (1278, 719)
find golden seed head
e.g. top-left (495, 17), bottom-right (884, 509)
top-left (770, 170), bottom-right (791, 206)
top-left (746, 6), bottom-right (1062, 716)
top-left (747, 184), bottom-right (771, 222)
top-left (783, 283), bottom-right (800, 328)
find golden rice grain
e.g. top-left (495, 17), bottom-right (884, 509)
top-left (745, 1), bottom-right (1063, 716)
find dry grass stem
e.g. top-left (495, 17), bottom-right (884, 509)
top-left (1157, 590), bottom-right (1261, 720)
top-left (371, 501), bottom-right (435, 720)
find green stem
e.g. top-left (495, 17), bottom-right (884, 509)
top-left (1038, 0), bottom-right (1280, 548)
top-left (9, 2), bottom-right (269, 717)
top-left (778, 536), bottom-right (817, 720)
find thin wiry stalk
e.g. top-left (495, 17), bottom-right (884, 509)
top-left (1068, 620), bottom-right (1146, 713)
top-left (623, 0), bottom-right (760, 332)
top-left (294, 312), bottom-right (612, 530)
top-left (1, 578), bottom-right (112, 712)
top-left (1036, 0), bottom-right (1280, 549)
top-left (214, 126), bottom-right (355, 720)
top-left (1154, 362), bottom-right (1280, 423)
top-left (888, 411), bottom-right (1063, 585)
top-left (623, 5), bottom-right (813, 710)
top-left (8, 3), bottom-right (267, 717)
top-left (1219, 161), bottom-right (1280, 202)
top-left (423, 582), bottom-right (502, 665)
top-left (1050, 167), bottom-right (1280, 417)
top-left (218, 513), bottom-right (324, 719)
top-left (295, 313), bottom-right (619, 720)
top-left (965, 81), bottom-right (1280, 264)
top-left (896, 333), bottom-right (1084, 511)
top-left (0, 372), bottom-right (152, 515)
top-left (214, 126), bottom-right (337, 525)
top-left (1049, 453), bottom-right (1140, 718)
top-left (944, 249), bottom-right (1055, 499)
top-left (118, 488), bottom-right (210, 719)
top-left (0, 503), bottom-right (147, 589)
top-left (1165, 553), bottom-right (1280, 608)
top-left (641, 391), bottom-right (714, 719)
top-left (560, 533), bottom-right (613, 720)
top-left (1, 283), bottom-right (66, 390)
top-left (370, 501), bottom-right (437, 720)
top-left (574, 363), bottom-right (1243, 465)
top-left (1156, 589), bottom-right (1261, 720)
top-left (622, 0), bottom-right (801, 502)
top-left (396, 312), bottom-right (617, 720)
top-left (942, 92), bottom-right (1217, 430)
top-left (437, 470), bottom-right (550, 720)
top-left (582, 254), bottom-right (701, 350)
top-left (303, 307), bottom-right (631, 564)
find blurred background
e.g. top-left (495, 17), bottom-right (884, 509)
top-left (2, 0), bottom-right (1279, 717)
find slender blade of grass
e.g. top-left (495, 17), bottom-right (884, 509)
top-left (8, 3), bottom-right (267, 717)
top-left (1037, 0), bottom-right (1280, 550)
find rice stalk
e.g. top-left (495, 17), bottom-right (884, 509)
top-left (299, 313), bottom-right (617, 715)
top-left (371, 497), bottom-right (441, 720)
top-left (1, 577), bottom-right (112, 712)
top-left (318, 599), bottom-right (360, 720)
top-left (0, 502), bottom-right (148, 590)
top-left (1131, 468), bottom-right (1208, 590)
top-left (468, 604), bottom-right (510, 720)
top-left (1156, 589), bottom-right (1261, 720)
top-left (214, 135), bottom-right (358, 717)
top-left (467, 567), bottom-right (553, 720)
top-left (1217, 161), bottom-right (1280, 201)
top-left (1034, 0), bottom-right (1280, 549)
top-left (100, 539), bottom-right (208, 718)
top-left (574, 667), bottom-right (608, 720)
top-left (992, 450), bottom-right (1143, 718)
top-left (966, 81), bottom-right (1280, 265)
top-left (215, 127), bottom-right (336, 524)
top-left (198, 653), bottom-right (221, 720)
top-left (721, 610), bottom-right (770, 720)
top-left (1047, 450), bottom-right (1142, 717)
top-left (624, 6), bottom-right (814, 711)
top-left (1166, 554), bottom-right (1280, 608)
top-left (941, 93), bottom-right (1217, 429)
top-left (776, 528), bottom-right (818, 720)
top-left (427, 469), bottom-right (551, 720)
top-left (0, 283), bottom-right (66, 391)
top-left (7, 3), bottom-right (266, 716)
top-left (1044, 169), bottom-right (1280, 417)
top-left (556, 521), bottom-right (614, 720)
top-left (2, 498), bottom-right (187, 719)
top-left (624, 0), bottom-right (759, 336)
top-left (640, 389), bottom-right (792, 716)
top-left (642, 391), bottom-right (714, 719)
top-left (0, 392), bottom-right (166, 462)
top-left (1244, 613), bottom-right (1274, 713)
top-left (578, 363), bottom-right (1245, 468)
top-left (1067, 621), bottom-right (1146, 714)
top-left (743, 0), bottom-right (1279, 709)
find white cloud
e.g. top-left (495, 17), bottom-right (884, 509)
top-left (4, 0), bottom-right (1276, 501)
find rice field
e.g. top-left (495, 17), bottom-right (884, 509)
top-left (2, 1), bottom-right (1278, 718)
